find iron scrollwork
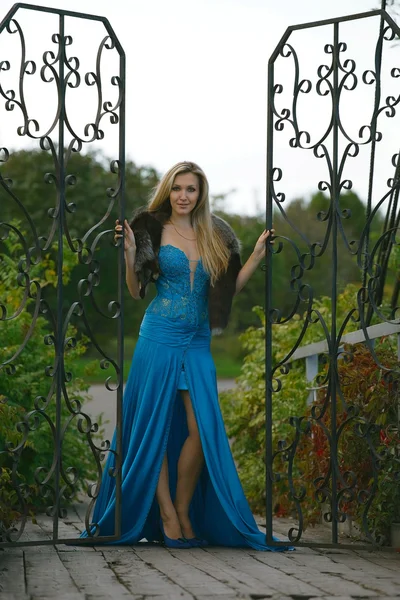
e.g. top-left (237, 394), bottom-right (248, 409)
top-left (266, 8), bottom-right (400, 548)
top-left (0, 4), bottom-right (125, 545)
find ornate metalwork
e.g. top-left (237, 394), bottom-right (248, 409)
top-left (265, 7), bottom-right (400, 549)
top-left (0, 4), bottom-right (125, 546)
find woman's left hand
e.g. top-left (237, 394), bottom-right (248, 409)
top-left (252, 228), bottom-right (275, 261)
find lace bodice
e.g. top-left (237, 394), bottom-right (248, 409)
top-left (145, 244), bottom-right (210, 327)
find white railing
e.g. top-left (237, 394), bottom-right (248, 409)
top-left (285, 321), bottom-right (400, 404)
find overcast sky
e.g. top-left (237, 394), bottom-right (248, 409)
top-left (0, 0), bottom-right (399, 215)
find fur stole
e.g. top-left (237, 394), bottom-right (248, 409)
top-left (129, 207), bottom-right (242, 332)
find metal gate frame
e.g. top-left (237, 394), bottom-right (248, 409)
top-left (265, 4), bottom-right (400, 550)
top-left (2, 1), bottom-right (400, 552)
top-left (0, 3), bottom-right (125, 547)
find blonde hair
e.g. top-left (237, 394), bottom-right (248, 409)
top-left (147, 161), bottom-right (230, 285)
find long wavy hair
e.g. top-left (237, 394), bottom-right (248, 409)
top-left (147, 161), bottom-right (230, 285)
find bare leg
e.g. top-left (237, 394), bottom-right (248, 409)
top-left (156, 454), bottom-right (183, 539)
top-left (174, 389), bottom-right (205, 539)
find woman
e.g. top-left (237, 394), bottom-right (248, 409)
top-left (81, 161), bottom-right (283, 550)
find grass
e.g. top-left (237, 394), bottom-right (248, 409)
top-left (72, 334), bottom-right (243, 384)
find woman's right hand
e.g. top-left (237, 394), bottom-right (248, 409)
top-left (114, 219), bottom-right (136, 253)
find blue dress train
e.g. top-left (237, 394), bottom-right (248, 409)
top-left (80, 244), bottom-right (287, 550)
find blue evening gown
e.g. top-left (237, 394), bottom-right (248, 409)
top-left (80, 244), bottom-right (288, 550)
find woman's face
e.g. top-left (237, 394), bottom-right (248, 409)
top-left (169, 172), bottom-right (200, 218)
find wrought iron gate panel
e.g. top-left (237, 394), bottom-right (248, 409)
top-left (0, 3), bottom-right (125, 546)
top-left (265, 7), bottom-right (400, 549)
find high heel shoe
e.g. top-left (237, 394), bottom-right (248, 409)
top-left (185, 536), bottom-right (209, 548)
top-left (159, 520), bottom-right (192, 549)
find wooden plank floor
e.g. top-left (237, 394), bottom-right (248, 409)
top-left (1, 507), bottom-right (399, 600)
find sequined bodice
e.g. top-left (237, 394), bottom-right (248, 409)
top-left (145, 245), bottom-right (210, 327)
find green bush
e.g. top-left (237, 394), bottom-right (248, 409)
top-left (220, 285), bottom-right (400, 541)
top-left (0, 397), bottom-right (35, 531)
top-left (220, 305), bottom-right (308, 516)
top-left (0, 225), bottom-right (103, 535)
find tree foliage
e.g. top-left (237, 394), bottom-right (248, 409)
top-left (1, 148), bottom-right (386, 371)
